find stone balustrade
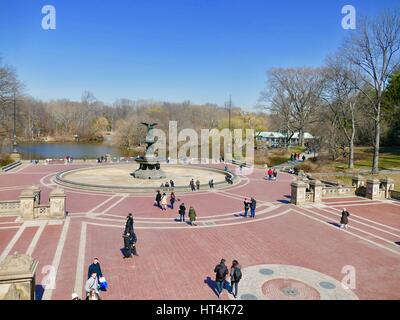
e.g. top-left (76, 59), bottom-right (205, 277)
top-left (0, 186), bottom-right (65, 220)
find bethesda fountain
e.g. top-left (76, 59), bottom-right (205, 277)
top-left (131, 122), bottom-right (166, 179)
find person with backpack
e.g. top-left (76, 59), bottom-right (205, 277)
top-left (230, 260), bottom-right (242, 298)
top-left (214, 259), bottom-right (228, 298)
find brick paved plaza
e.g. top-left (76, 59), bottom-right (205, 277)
top-left (0, 162), bottom-right (400, 300)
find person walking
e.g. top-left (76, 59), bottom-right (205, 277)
top-left (86, 288), bottom-right (101, 300)
top-left (267, 168), bottom-right (273, 180)
top-left (170, 192), bottom-right (176, 209)
top-left (190, 179), bottom-right (196, 192)
top-left (196, 179), bottom-right (200, 190)
top-left (71, 293), bottom-right (81, 300)
top-left (122, 231), bottom-right (133, 258)
top-left (273, 168), bottom-right (278, 181)
top-left (230, 260), bottom-right (242, 298)
top-left (170, 180), bottom-right (175, 188)
top-left (214, 259), bottom-right (229, 298)
top-left (84, 273), bottom-right (99, 298)
top-left (179, 203), bottom-right (186, 222)
top-left (87, 258), bottom-right (103, 281)
top-left (243, 198), bottom-right (250, 218)
top-left (130, 230), bottom-right (138, 256)
top-left (250, 198), bottom-right (257, 218)
top-left (188, 206), bottom-right (197, 226)
top-left (161, 193), bottom-right (168, 211)
top-left (302, 154), bottom-right (306, 161)
top-left (125, 213), bottom-right (134, 235)
top-left (155, 190), bottom-right (162, 208)
top-left (340, 208), bottom-right (350, 229)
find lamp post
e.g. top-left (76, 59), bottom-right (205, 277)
top-left (12, 92), bottom-right (18, 154)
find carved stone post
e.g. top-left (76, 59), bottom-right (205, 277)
top-left (352, 175), bottom-right (365, 188)
top-left (0, 253), bottom-right (38, 300)
top-left (366, 179), bottom-right (380, 200)
top-left (19, 189), bottom-right (35, 220)
top-left (380, 177), bottom-right (394, 199)
top-left (309, 180), bottom-right (324, 203)
top-left (291, 180), bottom-right (307, 205)
top-left (49, 188), bottom-right (66, 219)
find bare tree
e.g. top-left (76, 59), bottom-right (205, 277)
top-left (261, 67), bottom-right (325, 147)
top-left (342, 10), bottom-right (400, 173)
top-left (323, 55), bottom-right (361, 169)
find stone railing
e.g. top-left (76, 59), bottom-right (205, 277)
top-left (34, 205), bottom-right (50, 219)
top-left (0, 201), bottom-right (21, 215)
top-left (390, 190), bottom-right (400, 201)
top-left (305, 192), bottom-right (313, 202)
top-left (322, 186), bottom-right (356, 199)
top-left (291, 175), bottom-right (395, 205)
top-left (0, 187), bottom-right (65, 220)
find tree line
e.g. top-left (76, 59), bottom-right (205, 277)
top-left (260, 9), bottom-right (400, 172)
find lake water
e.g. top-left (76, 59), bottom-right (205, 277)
top-left (1, 143), bottom-right (125, 160)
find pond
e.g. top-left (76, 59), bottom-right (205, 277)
top-left (1, 143), bottom-right (128, 160)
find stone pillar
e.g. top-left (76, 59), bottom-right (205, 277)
top-left (366, 179), bottom-right (380, 200)
top-left (0, 253), bottom-right (38, 300)
top-left (352, 175), bottom-right (365, 188)
top-left (291, 180), bottom-right (307, 205)
top-left (309, 180), bottom-right (324, 203)
top-left (49, 188), bottom-right (66, 219)
top-left (19, 189), bottom-right (36, 220)
top-left (380, 177), bottom-right (395, 199)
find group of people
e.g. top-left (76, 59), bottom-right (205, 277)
top-left (190, 179), bottom-right (201, 191)
top-left (96, 155), bottom-right (108, 163)
top-left (155, 190), bottom-right (177, 210)
top-left (160, 179), bottom-right (175, 188)
top-left (243, 197), bottom-right (257, 218)
top-left (290, 153), bottom-right (306, 162)
top-left (178, 203), bottom-right (197, 225)
top-left (123, 213), bottom-right (139, 258)
top-left (214, 259), bottom-right (242, 298)
top-left (266, 168), bottom-right (278, 180)
top-left (78, 258), bottom-right (105, 300)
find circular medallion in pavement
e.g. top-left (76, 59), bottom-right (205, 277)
top-left (229, 264), bottom-right (358, 300)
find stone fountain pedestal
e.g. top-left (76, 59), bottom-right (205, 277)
top-left (131, 158), bottom-right (166, 180)
top-left (131, 122), bottom-right (166, 180)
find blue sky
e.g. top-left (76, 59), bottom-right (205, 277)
top-left (0, 0), bottom-right (398, 109)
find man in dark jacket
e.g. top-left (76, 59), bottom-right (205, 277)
top-left (155, 191), bottom-right (162, 208)
top-left (125, 213), bottom-right (134, 235)
top-left (130, 231), bottom-right (138, 256)
top-left (340, 208), bottom-right (350, 229)
top-left (123, 232), bottom-right (132, 258)
top-left (250, 198), bottom-right (257, 218)
top-left (214, 259), bottom-right (228, 298)
top-left (179, 203), bottom-right (186, 222)
top-left (87, 258), bottom-right (103, 280)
